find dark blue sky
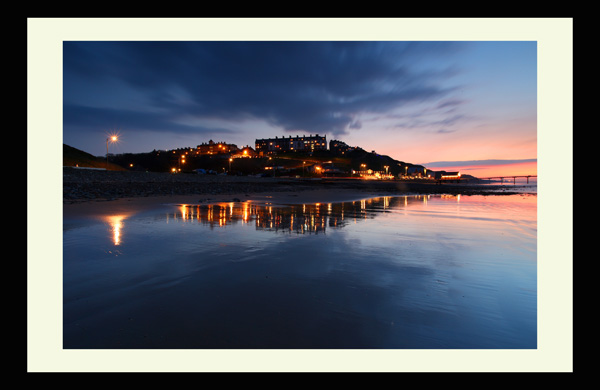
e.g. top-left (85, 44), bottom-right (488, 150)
top-left (62, 40), bottom-right (537, 171)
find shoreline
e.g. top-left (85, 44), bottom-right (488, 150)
top-left (63, 168), bottom-right (536, 218)
top-left (62, 188), bottom-right (402, 218)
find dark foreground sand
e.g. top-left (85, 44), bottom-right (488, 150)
top-left (63, 167), bottom-right (533, 218)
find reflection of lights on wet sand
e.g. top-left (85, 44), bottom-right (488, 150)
top-left (180, 205), bottom-right (188, 221)
top-left (243, 202), bottom-right (249, 223)
top-left (440, 194), bottom-right (461, 202)
top-left (167, 195), bottom-right (497, 235)
top-left (219, 207), bottom-right (226, 226)
top-left (105, 215), bottom-right (127, 245)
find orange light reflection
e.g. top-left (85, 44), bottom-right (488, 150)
top-left (105, 215), bottom-right (128, 246)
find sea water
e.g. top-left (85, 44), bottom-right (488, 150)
top-left (475, 177), bottom-right (537, 193)
top-left (63, 194), bottom-right (537, 349)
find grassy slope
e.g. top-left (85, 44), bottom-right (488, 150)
top-left (63, 144), bottom-right (127, 171)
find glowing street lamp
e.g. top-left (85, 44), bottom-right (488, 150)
top-left (229, 157), bottom-right (233, 172)
top-left (106, 135), bottom-right (118, 169)
top-left (179, 154), bottom-right (186, 170)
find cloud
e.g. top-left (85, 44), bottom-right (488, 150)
top-left (63, 104), bottom-right (237, 136)
top-left (424, 159), bottom-right (537, 168)
top-left (385, 95), bottom-right (470, 135)
top-left (63, 41), bottom-right (467, 139)
top-left (435, 98), bottom-right (466, 110)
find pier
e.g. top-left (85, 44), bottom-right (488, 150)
top-left (478, 175), bottom-right (537, 184)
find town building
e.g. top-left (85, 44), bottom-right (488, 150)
top-left (196, 140), bottom-right (238, 155)
top-left (255, 134), bottom-right (327, 156)
top-left (232, 145), bottom-right (258, 158)
top-left (353, 169), bottom-right (393, 180)
top-left (407, 166), bottom-right (428, 177)
top-left (329, 139), bottom-right (356, 155)
top-left (434, 171), bottom-right (461, 180)
top-left (319, 162), bottom-right (346, 176)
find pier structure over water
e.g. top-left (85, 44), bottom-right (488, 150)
top-left (478, 175), bottom-right (537, 184)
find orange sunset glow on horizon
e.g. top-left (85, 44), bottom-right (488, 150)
top-left (425, 160), bottom-right (537, 179)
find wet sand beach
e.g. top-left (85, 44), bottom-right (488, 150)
top-left (58, 166), bottom-right (540, 351)
top-left (61, 183), bottom-right (537, 349)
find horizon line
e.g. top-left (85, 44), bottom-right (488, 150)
top-left (421, 158), bottom-right (537, 168)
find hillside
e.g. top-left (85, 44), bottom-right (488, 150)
top-left (63, 144), bottom-right (127, 171)
top-left (104, 147), bottom-right (414, 176)
top-left (63, 143), bottom-right (473, 179)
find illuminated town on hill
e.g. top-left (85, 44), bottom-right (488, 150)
top-left (105, 133), bottom-right (465, 181)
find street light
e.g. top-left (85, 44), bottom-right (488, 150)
top-left (229, 157), bottom-right (233, 173)
top-left (179, 155), bottom-right (185, 171)
top-left (106, 135), bottom-right (118, 169)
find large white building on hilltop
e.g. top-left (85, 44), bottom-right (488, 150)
top-left (255, 134), bottom-right (327, 156)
